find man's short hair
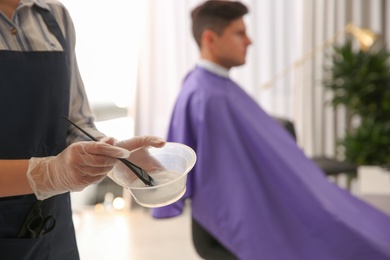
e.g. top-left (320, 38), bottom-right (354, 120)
top-left (191, 0), bottom-right (248, 48)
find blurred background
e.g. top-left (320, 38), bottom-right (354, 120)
top-left (60, 0), bottom-right (390, 259)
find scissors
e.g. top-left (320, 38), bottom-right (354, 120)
top-left (17, 201), bottom-right (56, 239)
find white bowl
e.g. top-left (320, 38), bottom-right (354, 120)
top-left (110, 142), bottom-right (196, 208)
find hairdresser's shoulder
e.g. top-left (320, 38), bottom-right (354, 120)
top-left (38, 0), bottom-right (69, 13)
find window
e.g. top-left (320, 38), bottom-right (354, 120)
top-left (61, 0), bottom-right (145, 139)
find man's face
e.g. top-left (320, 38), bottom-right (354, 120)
top-left (211, 17), bottom-right (252, 69)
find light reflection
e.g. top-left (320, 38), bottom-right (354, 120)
top-left (94, 203), bottom-right (105, 212)
top-left (113, 197), bottom-right (126, 210)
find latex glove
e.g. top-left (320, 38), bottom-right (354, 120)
top-left (27, 138), bottom-right (130, 200)
top-left (116, 136), bottom-right (165, 150)
top-left (109, 136), bottom-right (166, 185)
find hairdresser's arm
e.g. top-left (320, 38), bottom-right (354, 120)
top-left (0, 160), bottom-right (32, 197)
top-left (0, 140), bottom-right (130, 200)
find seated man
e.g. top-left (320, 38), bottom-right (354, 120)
top-left (153, 1), bottom-right (390, 259)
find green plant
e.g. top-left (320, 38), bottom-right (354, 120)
top-left (340, 117), bottom-right (390, 165)
top-left (323, 38), bottom-right (390, 166)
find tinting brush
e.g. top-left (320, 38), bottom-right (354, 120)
top-left (63, 116), bottom-right (155, 186)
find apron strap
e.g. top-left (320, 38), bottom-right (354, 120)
top-left (33, 5), bottom-right (69, 55)
top-left (27, 4), bottom-right (71, 217)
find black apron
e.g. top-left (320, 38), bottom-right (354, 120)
top-left (0, 5), bottom-right (79, 259)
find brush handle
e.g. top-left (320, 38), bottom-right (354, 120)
top-left (63, 116), bottom-right (98, 141)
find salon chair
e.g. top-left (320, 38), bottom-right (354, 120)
top-left (273, 117), bottom-right (358, 189)
top-left (192, 219), bottom-right (237, 260)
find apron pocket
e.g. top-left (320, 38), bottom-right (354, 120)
top-left (0, 195), bottom-right (37, 239)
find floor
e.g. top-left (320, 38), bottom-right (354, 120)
top-left (73, 202), bottom-right (202, 260)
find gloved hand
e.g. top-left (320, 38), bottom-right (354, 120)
top-left (109, 136), bottom-right (166, 185)
top-left (27, 138), bottom-right (131, 200)
top-left (27, 136), bottom-right (166, 200)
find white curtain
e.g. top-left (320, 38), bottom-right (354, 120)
top-left (134, 0), bottom-right (199, 138)
top-left (134, 0), bottom-right (388, 158)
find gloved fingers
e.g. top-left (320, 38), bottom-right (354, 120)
top-left (114, 144), bottom-right (166, 175)
top-left (72, 164), bottom-right (116, 177)
top-left (133, 150), bottom-right (165, 172)
top-left (117, 136), bottom-right (165, 152)
top-left (75, 141), bottom-right (131, 160)
top-left (99, 136), bottom-right (118, 145)
top-left (56, 142), bottom-right (127, 170)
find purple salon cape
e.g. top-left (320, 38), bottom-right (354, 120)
top-left (152, 66), bottom-right (390, 259)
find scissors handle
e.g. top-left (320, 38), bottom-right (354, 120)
top-left (37, 216), bottom-right (56, 237)
top-left (17, 201), bottom-right (56, 239)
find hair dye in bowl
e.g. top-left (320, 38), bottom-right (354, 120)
top-left (130, 170), bottom-right (181, 187)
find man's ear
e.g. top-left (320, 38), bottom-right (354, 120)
top-left (201, 29), bottom-right (216, 48)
